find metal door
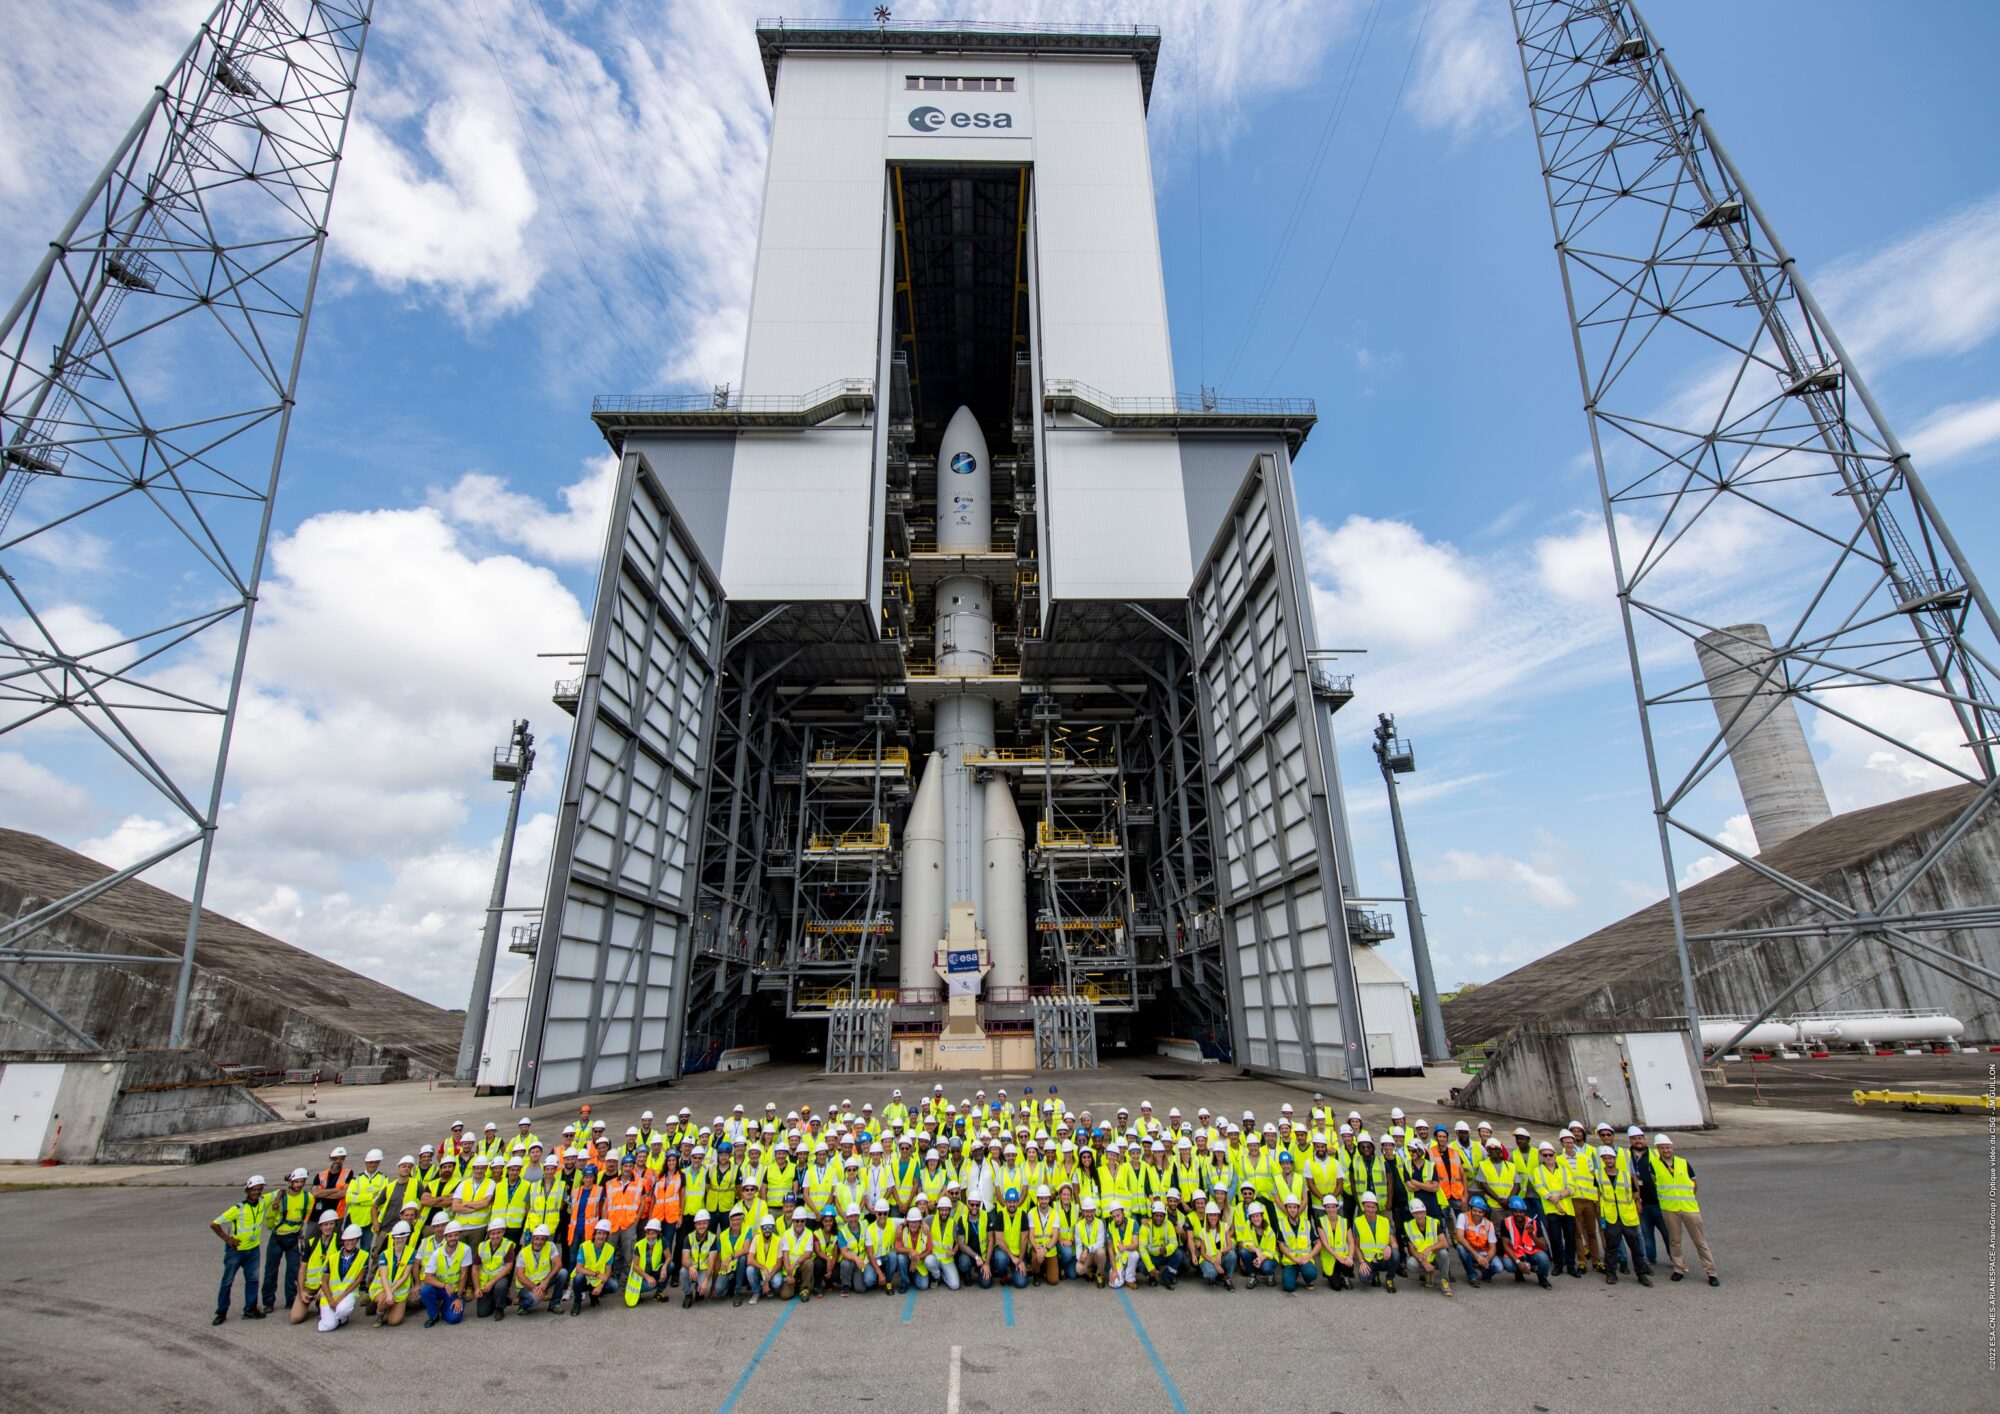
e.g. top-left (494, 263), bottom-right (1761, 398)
top-left (517, 452), bottom-right (724, 1105)
top-left (1625, 1031), bottom-right (1705, 1128)
top-left (0, 1063), bottom-right (63, 1161)
top-left (1190, 453), bottom-right (1370, 1087)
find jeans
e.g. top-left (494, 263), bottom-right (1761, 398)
top-left (1238, 1253), bottom-right (1278, 1281)
top-left (882, 1253), bottom-right (910, 1290)
top-left (1514, 1250), bottom-right (1552, 1279)
top-left (840, 1258), bottom-right (878, 1293)
top-left (991, 1249), bottom-right (1028, 1289)
top-left (1542, 1213), bottom-right (1577, 1273)
top-left (1058, 1242), bottom-right (1077, 1280)
top-left (475, 1278), bottom-right (512, 1316)
top-left (957, 1253), bottom-right (994, 1289)
top-left (418, 1285), bottom-right (463, 1324)
top-left (1363, 1256), bottom-right (1398, 1285)
top-left (518, 1273), bottom-right (568, 1311)
top-left (1457, 1247), bottom-right (1513, 1283)
top-left (1198, 1251), bottom-right (1237, 1284)
top-left (1279, 1262), bottom-right (1317, 1292)
top-left (260, 1233), bottom-right (300, 1309)
top-left (1605, 1223), bottom-right (1651, 1275)
top-left (216, 1245), bottom-right (261, 1315)
top-left (1639, 1203), bottom-right (1670, 1266)
top-left (924, 1255), bottom-right (960, 1290)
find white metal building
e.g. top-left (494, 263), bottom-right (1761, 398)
top-left (515, 21), bottom-right (1381, 1101)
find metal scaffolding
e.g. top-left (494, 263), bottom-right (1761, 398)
top-left (0, 0), bottom-right (374, 1044)
top-left (1512, 0), bottom-right (2000, 1060)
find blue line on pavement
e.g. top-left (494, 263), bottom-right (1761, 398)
top-left (901, 1286), bottom-right (918, 1323)
top-left (1117, 1288), bottom-right (1189, 1414)
top-left (717, 1298), bottom-right (796, 1414)
top-left (1002, 1286), bottom-right (1015, 1327)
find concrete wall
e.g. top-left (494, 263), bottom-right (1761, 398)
top-left (1456, 1023), bottom-right (1713, 1130)
top-left (1572, 811), bottom-right (2000, 1043)
top-left (0, 1049), bottom-right (282, 1162)
top-left (0, 880), bottom-right (431, 1078)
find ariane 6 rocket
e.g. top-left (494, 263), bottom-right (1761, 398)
top-left (899, 406), bottom-right (1029, 995)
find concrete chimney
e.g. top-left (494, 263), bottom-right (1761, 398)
top-left (1694, 623), bottom-right (1832, 852)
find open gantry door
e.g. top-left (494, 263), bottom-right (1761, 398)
top-left (517, 452), bottom-right (724, 1105)
top-left (1190, 453), bottom-right (1372, 1089)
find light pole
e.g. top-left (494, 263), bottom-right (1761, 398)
top-left (1374, 713), bottom-right (1449, 1063)
top-left (456, 720), bottom-right (535, 1082)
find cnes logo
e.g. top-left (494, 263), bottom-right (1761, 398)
top-left (908, 104), bottom-right (1016, 133)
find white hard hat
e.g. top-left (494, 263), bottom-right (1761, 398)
top-left (845, 1204), bottom-right (863, 1216)
top-left (874, 1199), bottom-right (890, 1212)
top-left (470, 1156), bottom-right (489, 1169)
top-left (693, 1209), bottom-right (711, 1223)
top-left (1538, 1141), bottom-right (1556, 1152)
top-left (760, 1215), bottom-right (776, 1228)
top-left (938, 1197), bottom-right (955, 1210)
top-left (1627, 1126), bottom-right (1645, 1137)
top-left (289, 1167), bottom-right (309, 1181)
top-left (1597, 1145), bottom-right (1617, 1156)
top-left (431, 1214), bottom-right (449, 1227)
top-left (1359, 1191), bottom-right (1379, 1204)
top-left (1389, 1106), bottom-right (1404, 1119)
top-left (1655, 1133), bottom-right (1674, 1146)
top-left (1081, 1196), bottom-right (1098, 1210)
top-left (330, 1146), bottom-right (348, 1157)
top-left (318, 1211), bottom-right (338, 1225)
top-left (641, 1110), bottom-right (654, 1120)
top-left (645, 1218), bottom-right (662, 1231)
top-left (594, 1218), bottom-right (611, 1231)
top-left (1035, 1184), bottom-right (1052, 1198)
top-left (487, 1216), bottom-right (505, 1230)
top-left (443, 1221), bottom-right (462, 1234)
top-left (364, 1148), bottom-right (383, 1163)
top-left (1409, 1199), bottom-right (1427, 1213)
top-left (419, 1143), bottom-right (436, 1154)
top-left (246, 1174), bottom-right (267, 1188)
top-left (1356, 1131), bottom-right (1373, 1144)
top-left (1204, 1202), bottom-right (1221, 1215)
top-left (391, 1221), bottom-right (412, 1236)
top-left (793, 1207), bottom-right (812, 1221)
top-left (532, 1225), bottom-right (551, 1238)
top-left (481, 1124), bottom-right (496, 1132)
top-left (397, 1154), bottom-right (415, 1166)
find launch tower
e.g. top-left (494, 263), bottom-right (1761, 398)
top-left (517, 20), bottom-right (1378, 1097)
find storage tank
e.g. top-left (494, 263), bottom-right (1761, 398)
top-left (1698, 1019), bottom-right (1798, 1051)
top-left (1799, 1013), bottom-right (1964, 1046)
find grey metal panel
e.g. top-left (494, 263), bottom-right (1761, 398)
top-left (620, 433), bottom-right (736, 571)
top-left (518, 451), bottom-right (724, 1105)
top-left (1190, 453), bottom-right (1370, 1088)
top-left (1178, 434), bottom-right (1287, 571)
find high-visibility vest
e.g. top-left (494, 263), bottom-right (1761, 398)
top-left (454, 1177), bottom-right (494, 1230)
top-left (928, 1213), bottom-right (961, 1255)
top-left (519, 1242), bottom-right (558, 1287)
top-left (1316, 1213), bottom-right (1350, 1267)
top-left (344, 1171), bottom-right (387, 1227)
top-left (1531, 1162), bottom-right (1574, 1216)
top-left (1430, 1145), bottom-right (1466, 1201)
top-left (1600, 1154), bottom-right (1641, 1226)
top-left (1305, 1152), bottom-right (1341, 1201)
top-left (1347, 1153), bottom-right (1388, 1202)
top-left (1237, 1222), bottom-right (1276, 1262)
top-left (1403, 1215), bottom-right (1444, 1253)
top-left (1563, 1149), bottom-right (1599, 1201)
top-left (576, 1240), bottom-right (615, 1282)
top-left (216, 1200), bottom-right (264, 1250)
top-left (1504, 1215), bottom-right (1542, 1256)
top-left (1143, 1219), bottom-right (1177, 1258)
top-left (523, 1180), bottom-right (565, 1235)
top-left (311, 1166), bottom-right (350, 1223)
top-left (626, 1236), bottom-right (667, 1289)
top-left (477, 1238), bottom-right (514, 1285)
top-left (1460, 1217), bottom-right (1497, 1256)
top-left (327, 1247), bottom-right (369, 1299)
top-left (1243, 1152), bottom-right (1276, 1202)
top-left (604, 1178), bottom-right (645, 1231)
top-left (1648, 1154), bottom-right (1698, 1213)
top-left (1274, 1211), bottom-right (1314, 1263)
top-left (1273, 1170), bottom-right (1307, 1209)
top-left (919, 1166), bottom-right (949, 1203)
top-left (997, 1206), bottom-right (1029, 1255)
top-left (266, 1187), bottom-right (311, 1237)
top-left (1476, 1157), bottom-right (1517, 1201)
top-left (649, 1171), bottom-right (684, 1225)
top-left (375, 1243), bottom-right (417, 1300)
top-left (386, 1173), bottom-right (426, 1222)
top-left (496, 1176), bottom-right (529, 1228)
top-left (1028, 1206), bottom-right (1061, 1245)
top-left (749, 1230), bottom-right (784, 1270)
top-left (684, 1230), bottom-right (718, 1270)
top-left (1354, 1213), bottom-right (1393, 1261)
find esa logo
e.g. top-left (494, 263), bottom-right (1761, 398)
top-left (908, 105), bottom-right (1016, 134)
top-left (950, 452), bottom-right (977, 475)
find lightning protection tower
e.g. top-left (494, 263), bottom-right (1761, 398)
top-left (1511, 0), bottom-right (2000, 1059)
top-left (0, 1), bottom-right (374, 1044)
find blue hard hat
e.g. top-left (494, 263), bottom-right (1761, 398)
top-left (1048, 1087), bottom-right (1058, 1094)
top-left (583, 1164), bottom-right (598, 1177)
top-left (1004, 1187), bottom-right (1020, 1202)
top-left (717, 1141), bottom-right (732, 1153)
top-left (1277, 1152), bottom-right (1294, 1165)
top-left (1508, 1196), bottom-right (1527, 1211)
top-left (821, 1204), bottom-right (836, 1217)
top-left (1024, 1087), bottom-right (1034, 1094)
top-left (1469, 1196), bottom-right (1487, 1210)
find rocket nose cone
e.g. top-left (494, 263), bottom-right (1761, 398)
top-left (940, 405), bottom-right (988, 470)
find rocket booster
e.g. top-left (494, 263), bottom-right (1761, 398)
top-left (902, 406), bottom-right (1025, 995)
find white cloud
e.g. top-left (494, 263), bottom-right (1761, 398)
top-left (1819, 192), bottom-right (2000, 368)
top-left (1432, 848), bottom-right (1578, 908)
top-left (1906, 395), bottom-right (2000, 468)
top-left (436, 454), bottom-right (617, 565)
top-left (1305, 515), bottom-right (1488, 650)
top-left (0, 751), bottom-right (99, 840)
top-left (1677, 812), bottom-right (1758, 888)
top-left (1407, 0), bottom-right (1520, 142)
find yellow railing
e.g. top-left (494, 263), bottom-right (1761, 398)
top-left (909, 540), bottom-right (1015, 556)
top-left (1035, 916), bottom-right (1123, 931)
top-left (906, 658), bottom-right (1020, 679)
top-left (804, 920), bottom-right (896, 934)
top-left (797, 985), bottom-right (900, 1008)
top-left (964, 746), bottom-right (1068, 766)
top-left (805, 823), bottom-right (892, 853)
top-left (1036, 821), bottom-right (1120, 850)
top-left (813, 746), bottom-right (911, 767)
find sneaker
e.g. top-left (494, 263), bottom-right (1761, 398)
top-left (1637, 1273), bottom-right (1653, 1287)
top-left (1605, 1272), bottom-right (1617, 1285)
top-left (1671, 1271), bottom-right (1684, 1282)
top-left (244, 1307), bottom-right (266, 1320)
top-left (1708, 1275), bottom-right (1720, 1287)
top-left (1385, 1277), bottom-right (1396, 1294)
top-left (211, 1313), bottom-right (226, 1326)
top-left (493, 1305), bottom-right (505, 1321)
top-left (372, 1315), bottom-right (387, 1328)
top-left (682, 1287), bottom-right (695, 1309)
top-left (1243, 1275), bottom-right (1257, 1289)
top-left (733, 1286), bottom-right (745, 1308)
top-left (1219, 1276), bottom-right (1234, 1291)
top-left (426, 1315), bottom-right (442, 1327)
top-left (1538, 1274), bottom-right (1551, 1290)
top-left (748, 1292), bottom-right (760, 1306)
top-left (1440, 1279), bottom-right (1453, 1297)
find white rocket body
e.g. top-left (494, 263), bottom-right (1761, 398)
top-left (903, 407), bottom-right (1025, 996)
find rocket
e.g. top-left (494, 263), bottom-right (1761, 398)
top-left (899, 407), bottom-right (1029, 994)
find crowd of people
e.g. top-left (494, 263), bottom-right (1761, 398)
top-left (210, 1084), bottom-right (1721, 1330)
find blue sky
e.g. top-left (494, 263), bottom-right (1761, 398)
top-left (4, 0), bottom-right (1998, 1009)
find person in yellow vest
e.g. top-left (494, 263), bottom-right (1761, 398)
top-left (290, 1209), bottom-right (341, 1324)
top-left (1353, 1192), bottom-right (1398, 1293)
top-left (1315, 1194), bottom-right (1353, 1291)
top-left (259, 1167), bottom-right (313, 1315)
top-left (1231, 1200), bottom-right (1277, 1289)
top-left (1344, 1134), bottom-right (1390, 1228)
top-left (624, 1217), bottom-right (672, 1305)
top-left (313, 1225), bottom-right (369, 1332)
top-left (513, 1224), bottom-right (567, 1314)
top-left (713, 1205), bottom-right (750, 1305)
top-left (1530, 1140), bottom-right (1579, 1278)
top-left (342, 1149), bottom-right (388, 1252)
top-left (779, 1206), bottom-right (819, 1300)
top-left (418, 1221), bottom-right (473, 1326)
top-left (472, 1216), bottom-right (515, 1319)
top-left (368, 1219), bottom-right (420, 1325)
top-left (1070, 1194), bottom-right (1108, 1287)
top-left (452, 1155), bottom-right (496, 1234)
top-left (1649, 1135), bottom-right (1718, 1285)
top-left (211, 1174), bottom-right (268, 1325)
top-left (1401, 1198), bottom-right (1452, 1296)
top-left (1560, 1129), bottom-right (1604, 1273)
top-left (495, 1155), bottom-right (529, 1247)
top-left (1596, 1145), bottom-right (1653, 1286)
top-left (1190, 1201), bottom-right (1235, 1289)
top-left (681, 1209), bottom-right (720, 1307)
top-left (569, 1217), bottom-right (617, 1314)
top-left (1475, 1137), bottom-right (1519, 1209)
top-left (1273, 1194), bottom-right (1318, 1293)
top-left (1141, 1199), bottom-right (1181, 1288)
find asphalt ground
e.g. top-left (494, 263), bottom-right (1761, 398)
top-left (0, 1132), bottom-right (1991, 1413)
top-left (1714, 1050), bottom-right (2000, 1115)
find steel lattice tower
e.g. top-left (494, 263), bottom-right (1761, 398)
top-left (0, 0), bottom-right (374, 1044)
top-left (1512, 0), bottom-right (2000, 1057)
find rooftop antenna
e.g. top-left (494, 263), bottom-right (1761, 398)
top-left (875, 7), bottom-right (892, 30)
